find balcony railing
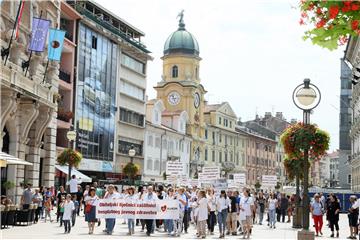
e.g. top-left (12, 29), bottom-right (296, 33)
top-left (74, 4), bottom-right (150, 54)
top-left (59, 69), bottom-right (71, 83)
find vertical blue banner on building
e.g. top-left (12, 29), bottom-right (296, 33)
top-left (28, 17), bottom-right (50, 52)
top-left (48, 28), bottom-right (66, 61)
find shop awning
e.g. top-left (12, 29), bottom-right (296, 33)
top-left (0, 152), bottom-right (33, 166)
top-left (55, 165), bottom-right (92, 183)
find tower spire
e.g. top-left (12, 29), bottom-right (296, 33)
top-left (177, 9), bottom-right (185, 30)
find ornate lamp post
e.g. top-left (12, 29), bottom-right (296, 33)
top-left (66, 130), bottom-right (76, 182)
top-left (292, 78), bottom-right (321, 237)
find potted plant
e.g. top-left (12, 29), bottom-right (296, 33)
top-left (57, 148), bottom-right (82, 181)
top-left (2, 181), bottom-right (15, 190)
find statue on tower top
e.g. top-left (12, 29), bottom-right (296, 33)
top-left (177, 10), bottom-right (185, 30)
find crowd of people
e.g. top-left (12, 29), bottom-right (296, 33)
top-left (1, 179), bottom-right (359, 239)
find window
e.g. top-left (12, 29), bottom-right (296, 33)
top-left (205, 129), bottom-right (208, 139)
top-left (225, 135), bottom-right (228, 145)
top-left (224, 119), bottom-right (228, 127)
top-left (172, 65), bottom-right (178, 78)
top-left (120, 80), bottom-right (145, 101)
top-left (212, 150), bottom-right (215, 162)
top-left (205, 148), bottom-right (208, 161)
top-left (147, 135), bottom-right (153, 147)
top-left (219, 151), bottom-right (222, 162)
top-left (91, 35), bottom-right (97, 49)
top-left (230, 153), bottom-right (233, 162)
top-left (119, 108), bottom-right (144, 127)
top-left (348, 174), bottom-right (352, 184)
top-left (230, 121), bottom-right (232, 128)
top-left (219, 134), bottom-right (222, 143)
top-left (121, 54), bottom-right (145, 74)
top-left (118, 140), bottom-right (142, 156)
top-left (162, 139), bottom-right (167, 149)
top-left (154, 159), bottom-right (160, 170)
top-left (147, 158), bottom-right (153, 170)
top-left (225, 152), bottom-right (228, 162)
top-left (218, 117), bottom-right (222, 124)
top-left (155, 137), bottom-right (161, 148)
top-left (212, 132), bottom-right (216, 144)
top-left (236, 153), bottom-right (239, 165)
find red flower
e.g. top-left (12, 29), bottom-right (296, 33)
top-left (329, 5), bottom-right (339, 19)
top-left (299, 18), bottom-right (305, 25)
top-left (339, 36), bottom-right (348, 45)
top-left (342, 5), bottom-right (351, 12)
top-left (301, 12), bottom-right (308, 18)
top-left (344, 1), bottom-right (352, 6)
top-left (308, 3), bottom-right (315, 11)
top-left (352, 20), bottom-right (359, 30)
top-left (316, 8), bottom-right (322, 15)
top-left (316, 19), bottom-right (326, 28)
top-left (351, 3), bottom-right (359, 11)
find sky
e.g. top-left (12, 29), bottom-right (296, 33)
top-left (95, 0), bottom-right (345, 151)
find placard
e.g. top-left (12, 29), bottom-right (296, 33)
top-left (201, 166), bottom-right (220, 180)
top-left (166, 161), bottom-right (185, 176)
top-left (262, 175), bottom-right (277, 187)
top-left (96, 199), bottom-right (179, 219)
top-left (233, 173), bottom-right (246, 186)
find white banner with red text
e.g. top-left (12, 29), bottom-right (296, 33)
top-left (96, 199), bottom-right (179, 219)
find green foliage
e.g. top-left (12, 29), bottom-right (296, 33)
top-left (255, 181), bottom-right (261, 189)
top-left (123, 162), bottom-right (140, 179)
top-left (299, 0), bottom-right (360, 50)
top-left (57, 148), bottom-right (83, 167)
top-left (2, 181), bottom-right (15, 190)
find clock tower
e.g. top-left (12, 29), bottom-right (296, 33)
top-left (154, 11), bottom-right (207, 173)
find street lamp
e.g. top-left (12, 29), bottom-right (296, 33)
top-left (128, 145), bottom-right (136, 163)
top-left (66, 129), bottom-right (76, 183)
top-left (292, 78), bottom-right (321, 235)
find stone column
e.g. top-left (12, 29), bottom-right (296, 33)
top-left (25, 127), bottom-right (41, 188)
top-left (42, 124), bottom-right (57, 188)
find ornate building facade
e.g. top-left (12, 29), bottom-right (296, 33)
top-left (1, 0), bottom-right (61, 202)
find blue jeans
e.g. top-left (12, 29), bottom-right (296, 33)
top-left (105, 218), bottom-right (116, 233)
top-left (128, 219), bottom-right (135, 232)
top-left (164, 219), bottom-right (173, 234)
top-left (218, 209), bottom-right (228, 234)
top-left (269, 209), bottom-right (276, 226)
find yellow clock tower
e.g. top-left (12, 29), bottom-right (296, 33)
top-left (154, 11), bottom-right (207, 174)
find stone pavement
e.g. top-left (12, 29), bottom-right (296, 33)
top-left (1, 213), bottom-right (354, 239)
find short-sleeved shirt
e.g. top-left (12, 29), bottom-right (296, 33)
top-left (240, 196), bottom-right (254, 216)
top-left (268, 198), bottom-right (278, 210)
top-left (84, 195), bottom-right (99, 206)
top-left (352, 199), bottom-right (360, 220)
top-left (32, 193), bottom-right (43, 207)
top-left (23, 189), bottom-right (33, 204)
top-left (311, 201), bottom-right (323, 216)
top-left (178, 193), bottom-right (187, 212)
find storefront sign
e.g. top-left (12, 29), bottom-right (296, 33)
top-left (96, 199), bottom-right (179, 219)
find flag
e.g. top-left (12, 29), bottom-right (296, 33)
top-left (15, 1), bottom-right (25, 40)
top-left (48, 29), bottom-right (66, 61)
top-left (28, 17), bottom-right (50, 52)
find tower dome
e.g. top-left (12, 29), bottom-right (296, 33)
top-left (163, 11), bottom-right (199, 56)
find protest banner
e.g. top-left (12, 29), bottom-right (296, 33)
top-left (227, 179), bottom-right (238, 189)
top-left (201, 166), bottom-right (220, 180)
top-left (213, 179), bottom-right (228, 191)
top-left (198, 172), bottom-right (214, 184)
top-left (166, 161), bottom-right (185, 176)
top-left (188, 179), bottom-right (199, 187)
top-left (262, 175), bottom-right (277, 187)
top-left (96, 199), bottom-right (179, 219)
top-left (233, 173), bottom-right (246, 186)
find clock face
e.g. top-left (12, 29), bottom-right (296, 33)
top-left (194, 92), bottom-right (200, 108)
top-left (168, 91), bottom-right (181, 105)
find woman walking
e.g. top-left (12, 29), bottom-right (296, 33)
top-left (164, 188), bottom-right (175, 236)
top-left (267, 193), bottom-right (278, 229)
top-left (239, 188), bottom-right (254, 239)
top-left (197, 190), bottom-right (208, 239)
top-left (348, 195), bottom-right (359, 239)
top-left (216, 190), bottom-right (230, 238)
top-left (62, 194), bottom-right (75, 234)
top-left (84, 187), bottom-right (99, 234)
top-left (126, 187), bottom-right (138, 235)
top-left (310, 194), bottom-right (324, 236)
top-left (327, 194), bottom-right (341, 238)
top-left (207, 188), bottom-right (216, 235)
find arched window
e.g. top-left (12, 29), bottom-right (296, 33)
top-left (172, 65), bottom-right (178, 78)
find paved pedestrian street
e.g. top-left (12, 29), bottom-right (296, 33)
top-left (2, 213), bottom-right (352, 239)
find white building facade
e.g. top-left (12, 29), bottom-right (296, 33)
top-left (143, 99), bottom-right (191, 182)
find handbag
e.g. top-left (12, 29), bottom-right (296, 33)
top-left (85, 198), bottom-right (95, 213)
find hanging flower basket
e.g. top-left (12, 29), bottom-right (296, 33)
top-left (57, 148), bottom-right (82, 167)
top-left (299, 0), bottom-right (360, 50)
top-left (280, 122), bottom-right (330, 161)
top-left (284, 157), bottom-right (305, 181)
top-left (123, 162), bottom-right (140, 179)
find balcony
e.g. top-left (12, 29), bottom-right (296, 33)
top-left (59, 69), bottom-right (71, 83)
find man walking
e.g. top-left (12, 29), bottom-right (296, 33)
top-left (143, 186), bottom-right (158, 236)
top-left (21, 184), bottom-right (33, 209)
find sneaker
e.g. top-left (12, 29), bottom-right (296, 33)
top-left (330, 233), bottom-right (334, 238)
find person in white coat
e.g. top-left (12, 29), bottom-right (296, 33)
top-left (62, 194), bottom-right (75, 234)
top-left (197, 190), bottom-right (208, 239)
